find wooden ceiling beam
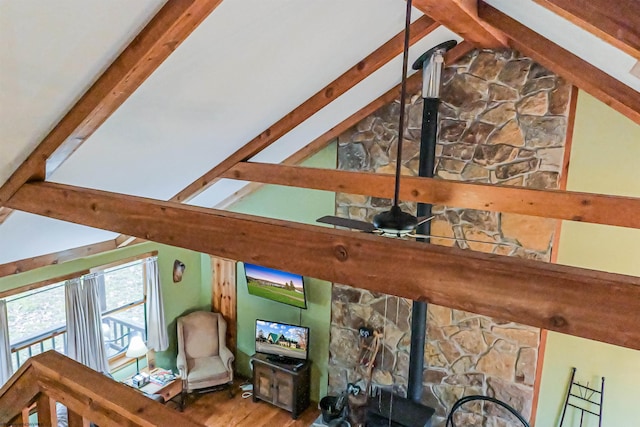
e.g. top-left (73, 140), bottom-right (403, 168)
top-left (479, 2), bottom-right (640, 126)
top-left (0, 239), bottom-right (118, 278)
top-left (0, 0), bottom-right (224, 209)
top-left (222, 162), bottom-right (640, 230)
top-left (0, 208), bottom-right (12, 226)
top-left (6, 181), bottom-right (640, 350)
top-left (413, 0), bottom-right (507, 47)
top-left (533, 0), bottom-right (640, 61)
top-left (171, 15), bottom-right (442, 203)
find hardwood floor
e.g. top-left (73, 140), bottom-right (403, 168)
top-left (179, 381), bottom-right (320, 427)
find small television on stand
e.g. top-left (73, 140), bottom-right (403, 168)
top-left (255, 319), bottom-right (309, 365)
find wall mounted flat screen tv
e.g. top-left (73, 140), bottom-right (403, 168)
top-left (255, 319), bottom-right (309, 363)
top-left (244, 263), bottom-right (307, 309)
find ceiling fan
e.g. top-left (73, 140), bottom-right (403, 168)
top-left (317, 1), bottom-right (456, 240)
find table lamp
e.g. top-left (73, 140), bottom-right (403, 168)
top-left (126, 335), bottom-right (148, 375)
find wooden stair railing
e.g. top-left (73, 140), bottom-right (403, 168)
top-left (0, 350), bottom-right (204, 427)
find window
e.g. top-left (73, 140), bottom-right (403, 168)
top-left (4, 256), bottom-right (152, 371)
top-left (99, 260), bottom-right (147, 360)
top-left (6, 282), bottom-right (67, 370)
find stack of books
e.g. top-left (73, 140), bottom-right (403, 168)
top-left (149, 369), bottom-right (177, 386)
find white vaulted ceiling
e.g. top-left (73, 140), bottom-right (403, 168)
top-left (0, 0), bottom-right (638, 265)
top-left (0, 0), bottom-right (166, 187)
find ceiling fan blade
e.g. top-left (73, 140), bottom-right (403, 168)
top-left (416, 215), bottom-right (435, 226)
top-left (316, 215), bottom-right (377, 233)
top-left (410, 233), bottom-right (513, 246)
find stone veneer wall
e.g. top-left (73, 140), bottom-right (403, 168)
top-left (328, 49), bottom-right (571, 427)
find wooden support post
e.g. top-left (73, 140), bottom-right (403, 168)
top-left (212, 257), bottom-right (237, 354)
top-left (36, 394), bottom-right (56, 427)
top-left (8, 408), bottom-right (30, 427)
top-left (66, 409), bottom-right (86, 427)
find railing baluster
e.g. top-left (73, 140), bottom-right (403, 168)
top-left (36, 394), bottom-right (55, 426)
top-left (11, 316), bottom-right (146, 370)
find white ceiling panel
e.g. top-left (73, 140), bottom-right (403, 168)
top-left (189, 26), bottom-right (463, 209)
top-left (0, 0), bottom-right (165, 187)
top-left (0, 211), bottom-right (116, 264)
top-left (50, 1), bottom-right (422, 200)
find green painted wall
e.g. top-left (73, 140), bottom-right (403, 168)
top-left (229, 143), bottom-right (336, 402)
top-left (0, 241), bottom-right (212, 375)
top-left (535, 92), bottom-right (640, 426)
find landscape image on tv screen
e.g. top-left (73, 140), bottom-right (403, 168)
top-left (255, 319), bottom-right (309, 361)
top-left (245, 263), bottom-right (307, 309)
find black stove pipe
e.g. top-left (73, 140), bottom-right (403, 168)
top-left (407, 40), bottom-right (457, 403)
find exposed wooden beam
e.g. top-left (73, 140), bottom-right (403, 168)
top-left (479, 2), bottom-right (640, 126)
top-left (196, 41), bottom-right (475, 210)
top-left (0, 240), bottom-right (117, 278)
top-left (213, 133), bottom-right (337, 209)
top-left (89, 251), bottom-right (158, 273)
top-left (222, 162), bottom-right (640, 230)
top-left (0, 207), bottom-right (11, 227)
top-left (0, 0), bottom-right (224, 208)
top-left (413, 0), bottom-right (506, 47)
top-left (7, 181), bottom-right (640, 350)
top-left (0, 270), bottom-right (90, 299)
top-left (171, 16), bottom-right (441, 203)
top-left (534, 0), bottom-right (640, 61)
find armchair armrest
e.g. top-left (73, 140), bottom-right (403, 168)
top-left (176, 352), bottom-right (187, 378)
top-left (219, 345), bottom-right (234, 372)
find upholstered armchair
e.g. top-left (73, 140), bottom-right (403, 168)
top-left (176, 311), bottom-right (234, 394)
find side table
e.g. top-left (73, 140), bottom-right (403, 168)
top-left (122, 369), bottom-right (183, 408)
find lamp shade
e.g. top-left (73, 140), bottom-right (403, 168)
top-left (126, 335), bottom-right (148, 359)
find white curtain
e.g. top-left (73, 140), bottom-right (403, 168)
top-left (145, 257), bottom-right (168, 351)
top-left (0, 300), bottom-right (13, 386)
top-left (65, 277), bottom-right (109, 373)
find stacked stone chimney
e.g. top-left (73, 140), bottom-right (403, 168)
top-left (328, 49), bottom-right (572, 426)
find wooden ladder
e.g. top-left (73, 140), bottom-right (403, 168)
top-left (559, 367), bottom-right (605, 427)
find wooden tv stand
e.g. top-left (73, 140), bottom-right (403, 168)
top-left (251, 353), bottom-right (310, 419)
